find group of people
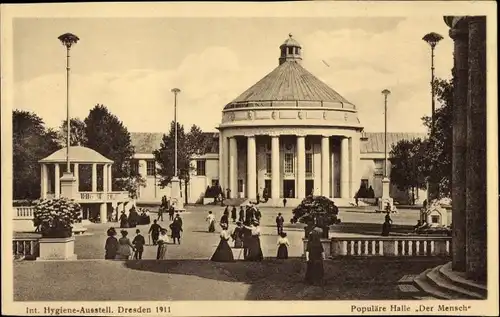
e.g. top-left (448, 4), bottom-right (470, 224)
top-left (104, 227), bottom-right (147, 260)
top-left (159, 195), bottom-right (176, 221)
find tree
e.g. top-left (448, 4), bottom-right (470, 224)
top-left (56, 118), bottom-right (87, 147)
top-left (389, 138), bottom-right (427, 204)
top-left (83, 104), bottom-right (135, 190)
top-left (291, 195), bottom-right (341, 238)
top-left (154, 122), bottom-right (212, 204)
top-left (13, 110), bottom-right (60, 199)
top-left (421, 78), bottom-right (453, 198)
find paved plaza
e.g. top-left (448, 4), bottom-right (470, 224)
top-left (13, 205), bottom-right (450, 301)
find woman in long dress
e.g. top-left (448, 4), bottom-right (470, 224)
top-left (211, 223), bottom-right (234, 262)
top-left (244, 221), bottom-right (263, 261)
top-left (206, 211), bottom-right (216, 232)
top-left (276, 232), bottom-right (290, 259)
top-left (117, 230), bottom-right (135, 260)
top-left (305, 230), bottom-right (325, 285)
top-left (156, 229), bottom-right (169, 260)
top-left (104, 227), bottom-right (118, 260)
top-left (119, 212), bottom-right (128, 228)
top-left (231, 221), bottom-right (244, 248)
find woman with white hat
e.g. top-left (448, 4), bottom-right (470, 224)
top-left (210, 222), bottom-right (234, 262)
top-left (243, 220), bottom-right (263, 261)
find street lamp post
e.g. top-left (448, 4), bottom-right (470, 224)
top-left (422, 32), bottom-right (443, 201)
top-left (380, 89), bottom-right (392, 212)
top-left (170, 88), bottom-right (184, 212)
top-left (57, 33), bottom-right (79, 199)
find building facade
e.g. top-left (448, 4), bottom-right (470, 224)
top-left (130, 35), bottom-right (427, 206)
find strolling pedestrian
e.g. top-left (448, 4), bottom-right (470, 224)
top-left (276, 232), bottom-right (290, 259)
top-left (168, 205), bottom-right (175, 221)
top-left (239, 206), bottom-right (245, 222)
top-left (117, 230), bottom-right (135, 260)
top-left (132, 229), bottom-right (145, 260)
top-left (231, 205), bottom-right (237, 223)
top-left (305, 230), bottom-right (325, 285)
top-left (148, 219), bottom-right (161, 245)
top-left (170, 213), bottom-right (183, 244)
top-left (156, 229), bottom-right (169, 260)
top-left (232, 221), bottom-right (244, 249)
top-left (104, 227), bottom-right (118, 260)
top-left (276, 212), bottom-right (285, 235)
top-left (210, 223), bottom-right (235, 262)
top-left (206, 211), bottom-right (216, 232)
top-left (283, 197), bottom-right (287, 208)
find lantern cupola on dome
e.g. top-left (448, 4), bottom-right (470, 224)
top-left (279, 33), bottom-right (302, 65)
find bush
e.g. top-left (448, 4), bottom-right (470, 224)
top-left (291, 195), bottom-right (340, 226)
top-left (33, 198), bottom-right (82, 238)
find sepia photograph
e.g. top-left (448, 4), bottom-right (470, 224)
top-left (1, 2), bottom-right (498, 316)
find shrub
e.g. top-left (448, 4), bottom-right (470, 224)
top-left (291, 195), bottom-right (340, 226)
top-left (33, 198), bottom-right (82, 238)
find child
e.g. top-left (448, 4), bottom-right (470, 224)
top-left (277, 232), bottom-right (290, 259)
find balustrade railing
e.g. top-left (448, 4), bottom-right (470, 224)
top-left (15, 207), bottom-right (35, 218)
top-left (13, 238), bottom-right (39, 259)
top-left (79, 191), bottom-right (129, 201)
top-left (330, 236), bottom-right (451, 257)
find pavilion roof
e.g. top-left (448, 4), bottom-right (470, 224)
top-left (39, 146), bottom-right (113, 164)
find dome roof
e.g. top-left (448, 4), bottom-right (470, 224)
top-left (280, 33), bottom-right (302, 48)
top-left (224, 60), bottom-right (354, 110)
top-left (39, 146), bottom-right (113, 164)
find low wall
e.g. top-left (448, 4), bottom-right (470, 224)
top-left (13, 237), bottom-right (40, 260)
top-left (303, 236), bottom-right (452, 258)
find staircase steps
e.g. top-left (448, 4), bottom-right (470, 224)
top-left (412, 264), bottom-right (487, 300)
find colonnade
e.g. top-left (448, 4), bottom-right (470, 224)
top-left (40, 162), bottom-right (113, 199)
top-left (218, 133), bottom-right (360, 200)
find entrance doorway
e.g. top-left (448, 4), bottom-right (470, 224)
top-left (306, 180), bottom-right (314, 196)
top-left (264, 179), bottom-right (271, 198)
top-left (283, 180), bottom-right (295, 198)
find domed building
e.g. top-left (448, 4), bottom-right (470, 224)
top-left (129, 34), bottom-right (426, 206)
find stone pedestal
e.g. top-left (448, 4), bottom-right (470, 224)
top-left (378, 177), bottom-right (394, 211)
top-left (37, 237), bottom-right (77, 261)
top-left (60, 172), bottom-right (77, 199)
top-left (171, 176), bottom-right (185, 212)
top-left (99, 203), bottom-right (107, 224)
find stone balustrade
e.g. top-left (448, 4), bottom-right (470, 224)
top-left (13, 237), bottom-right (39, 259)
top-left (15, 206), bottom-right (35, 218)
top-left (79, 191), bottom-right (129, 202)
top-left (303, 236), bottom-right (451, 258)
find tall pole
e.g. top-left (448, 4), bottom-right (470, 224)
top-left (382, 89), bottom-right (391, 178)
top-left (430, 45), bottom-right (436, 134)
top-left (58, 33), bottom-right (79, 174)
top-left (171, 88), bottom-right (181, 178)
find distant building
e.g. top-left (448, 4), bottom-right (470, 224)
top-left (130, 34), bottom-right (427, 206)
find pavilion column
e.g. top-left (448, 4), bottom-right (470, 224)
top-left (73, 163), bottom-right (79, 193)
top-left (340, 137), bottom-right (350, 198)
top-left (40, 164), bottom-right (48, 199)
top-left (465, 16), bottom-right (486, 281)
top-left (108, 164), bottom-right (113, 192)
top-left (450, 20), bottom-right (469, 272)
top-left (321, 136), bottom-right (330, 197)
top-left (271, 135), bottom-right (280, 199)
top-left (92, 163), bottom-right (97, 192)
top-left (349, 135), bottom-right (361, 199)
top-left (296, 135), bottom-right (306, 199)
top-left (229, 137), bottom-right (238, 199)
top-left (54, 163), bottom-right (60, 198)
top-left (247, 135), bottom-right (257, 200)
top-left (218, 132), bottom-right (226, 190)
top-left (103, 164), bottom-right (109, 193)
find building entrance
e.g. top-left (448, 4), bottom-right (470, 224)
top-left (283, 180), bottom-right (295, 198)
top-left (306, 180), bottom-right (314, 196)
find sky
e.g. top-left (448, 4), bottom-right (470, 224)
top-left (13, 16), bottom-right (454, 133)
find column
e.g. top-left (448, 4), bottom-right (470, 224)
top-left (139, 160), bottom-right (147, 176)
top-left (296, 135), bottom-right (306, 199)
top-left (218, 132), bottom-right (225, 190)
top-left (229, 137), bottom-right (238, 199)
top-left (40, 164), bottom-right (48, 199)
top-left (271, 135), bottom-right (280, 199)
top-left (450, 20), bottom-right (469, 272)
top-left (349, 135), bottom-right (361, 199)
top-left (103, 164), bottom-right (109, 193)
top-left (99, 203), bottom-right (107, 224)
top-left (54, 163), bottom-right (60, 198)
top-left (321, 136), bottom-right (330, 197)
top-left (340, 137), bottom-right (349, 198)
top-left (108, 164), bottom-right (113, 192)
top-left (73, 163), bottom-right (79, 193)
top-left (465, 17), bottom-right (486, 281)
top-left (247, 136), bottom-right (257, 200)
top-left (92, 163), bottom-right (97, 192)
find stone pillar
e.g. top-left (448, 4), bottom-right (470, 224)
top-left (271, 135), bottom-right (280, 199)
top-left (73, 163), bottom-right (79, 193)
top-left (139, 160), bottom-right (147, 177)
top-left (218, 132), bottom-right (226, 190)
top-left (108, 164), bottom-right (113, 192)
top-left (229, 137), bottom-right (238, 199)
top-left (40, 164), bottom-right (48, 199)
top-left (465, 17), bottom-right (486, 281)
top-left (340, 137), bottom-right (349, 198)
top-left (349, 135), bottom-right (361, 199)
top-left (91, 163), bottom-right (97, 192)
top-left (103, 164), bottom-right (108, 193)
top-left (296, 135), bottom-right (306, 199)
top-left (450, 20), bottom-right (469, 272)
top-left (54, 163), bottom-right (60, 198)
top-left (247, 136), bottom-right (257, 200)
top-left (99, 203), bottom-right (107, 224)
top-left (321, 136), bottom-right (330, 197)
